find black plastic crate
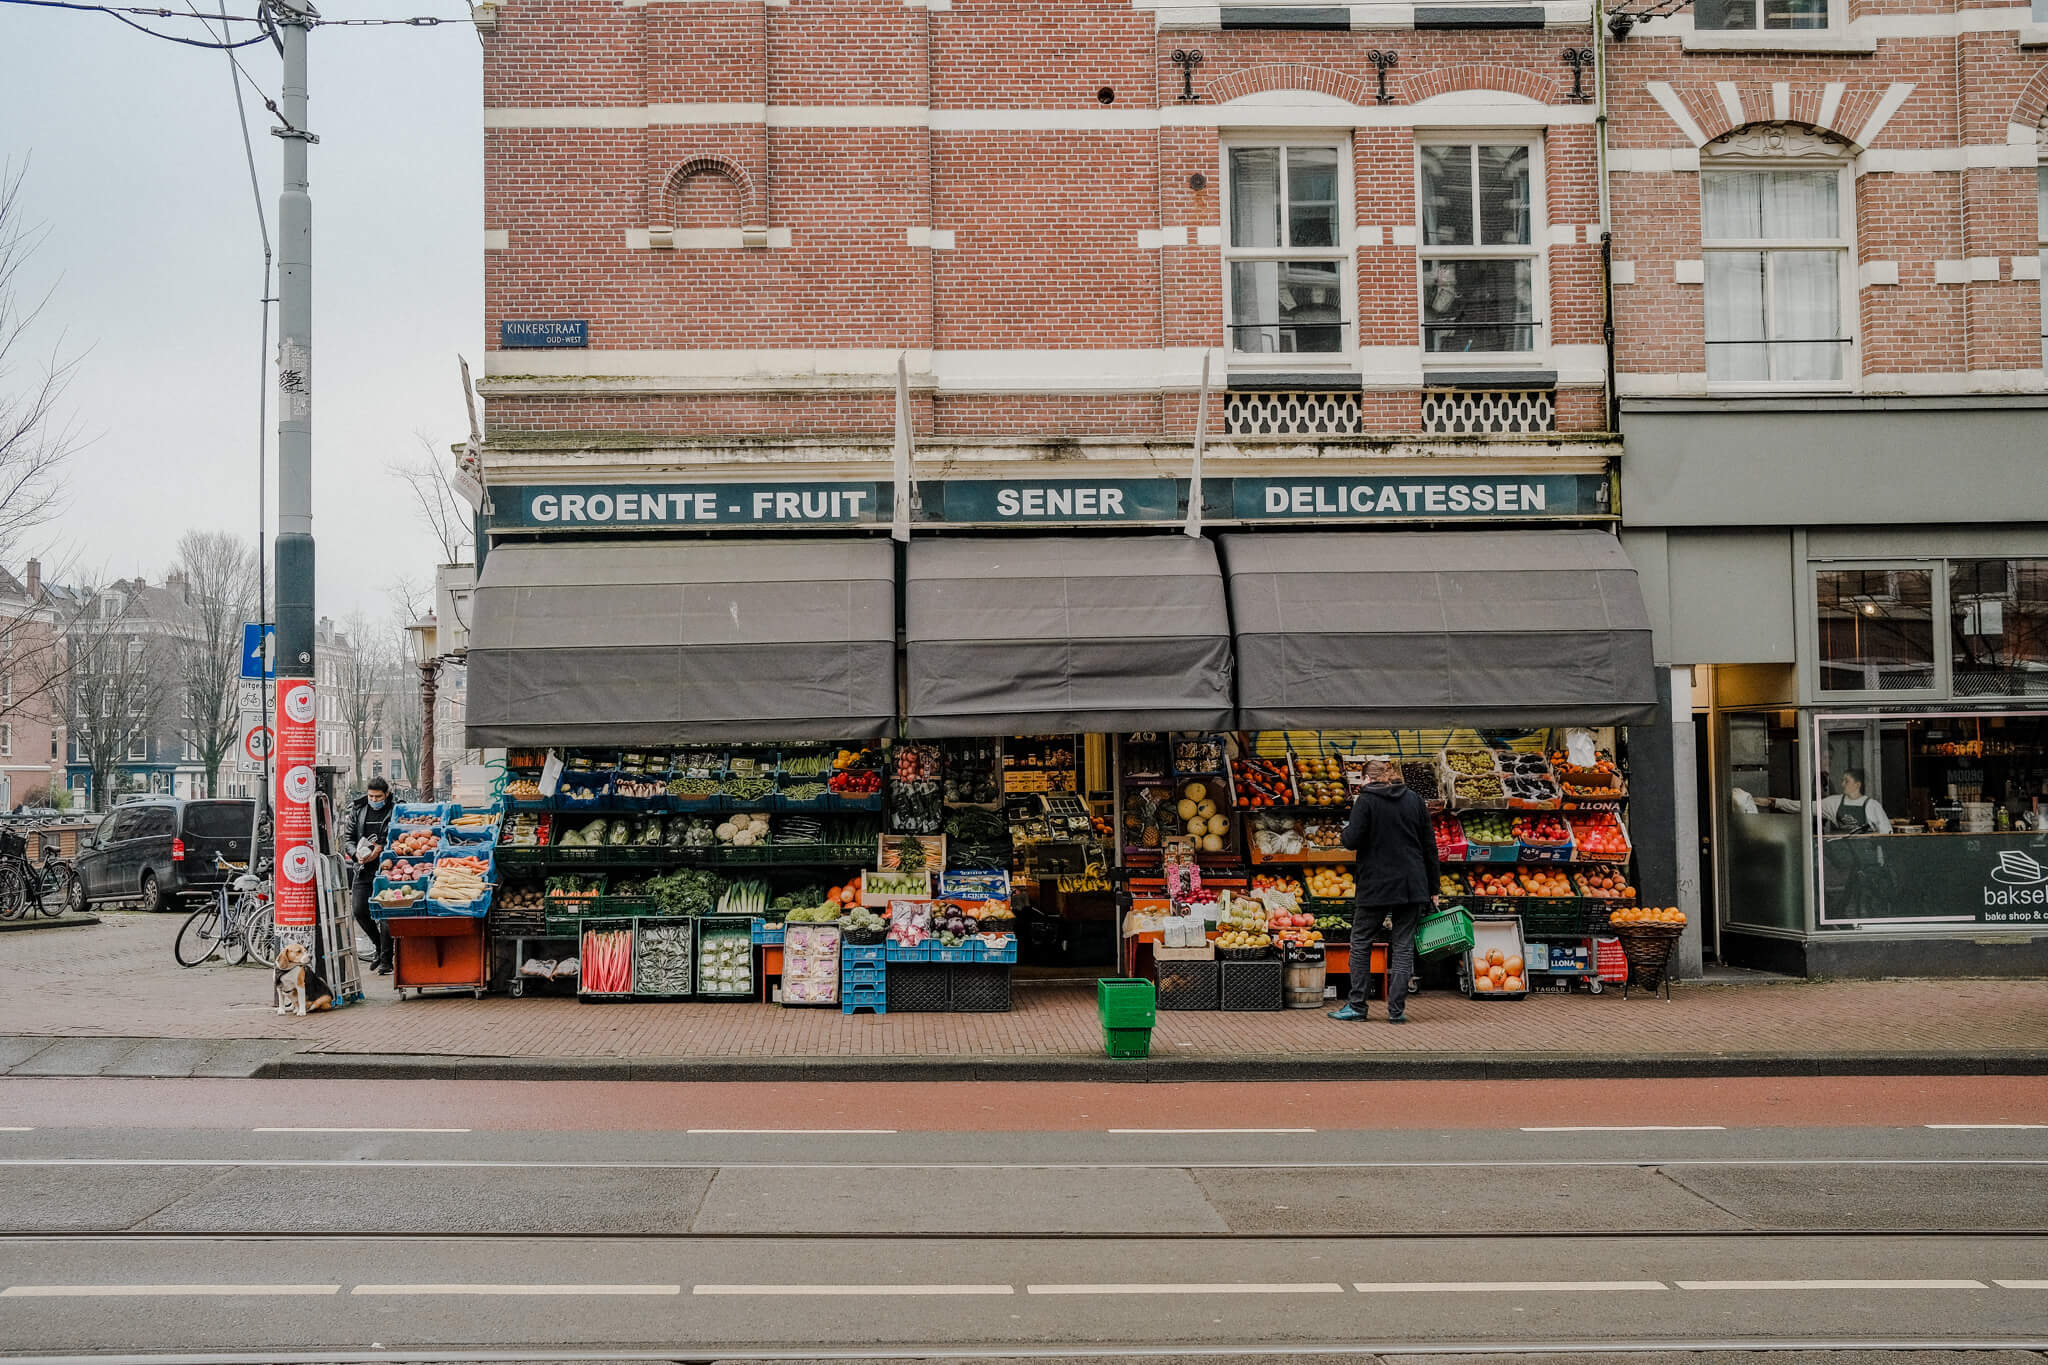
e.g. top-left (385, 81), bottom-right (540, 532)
top-left (885, 961), bottom-right (950, 1013)
top-left (1220, 959), bottom-right (1283, 1011)
top-left (1155, 958), bottom-right (1220, 1011)
top-left (948, 963), bottom-right (1012, 1012)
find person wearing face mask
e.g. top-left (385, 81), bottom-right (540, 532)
top-left (345, 776), bottom-right (396, 974)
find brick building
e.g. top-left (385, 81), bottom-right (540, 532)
top-left (1602, 0), bottom-right (2048, 975)
top-left (470, 0), bottom-right (2047, 979)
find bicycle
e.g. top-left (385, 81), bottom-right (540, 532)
top-left (0, 828), bottom-right (59, 921)
top-left (39, 845), bottom-right (79, 917)
top-left (173, 854), bottom-right (279, 968)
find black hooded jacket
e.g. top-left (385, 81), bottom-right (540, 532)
top-left (1340, 780), bottom-right (1441, 907)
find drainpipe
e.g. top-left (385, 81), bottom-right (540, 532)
top-left (1594, 0), bottom-right (1619, 435)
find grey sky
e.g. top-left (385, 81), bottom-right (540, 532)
top-left (2, 1), bottom-right (481, 639)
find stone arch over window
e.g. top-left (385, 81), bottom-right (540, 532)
top-left (1207, 63), bottom-right (1373, 108)
top-left (2013, 68), bottom-right (2048, 135)
top-left (662, 156), bottom-right (757, 230)
top-left (1400, 63), bottom-right (1561, 107)
top-left (1702, 121), bottom-right (1855, 163)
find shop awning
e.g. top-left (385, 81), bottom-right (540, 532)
top-left (903, 537), bottom-right (1235, 737)
top-left (1222, 530), bottom-right (1659, 730)
top-left (466, 539), bottom-right (897, 746)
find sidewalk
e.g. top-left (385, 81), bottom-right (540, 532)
top-left (4, 910), bottom-right (2045, 1080)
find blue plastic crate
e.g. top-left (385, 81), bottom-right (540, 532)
top-left (885, 943), bottom-right (932, 962)
top-left (751, 920), bottom-right (785, 946)
top-left (553, 774), bottom-right (613, 811)
top-left (975, 935), bottom-right (1019, 964)
top-left (842, 944), bottom-right (886, 963)
top-left (843, 965), bottom-right (886, 989)
top-left (829, 791), bottom-right (884, 813)
top-left (1516, 837), bottom-right (1576, 865)
top-left (932, 945), bottom-right (975, 964)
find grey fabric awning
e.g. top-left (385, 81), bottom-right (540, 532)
top-left (466, 539), bottom-right (897, 746)
top-left (904, 537), bottom-right (1235, 738)
top-left (1223, 530), bottom-right (1659, 730)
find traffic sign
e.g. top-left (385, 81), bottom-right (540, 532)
top-left (237, 680), bottom-right (271, 774)
top-left (240, 623), bottom-right (276, 681)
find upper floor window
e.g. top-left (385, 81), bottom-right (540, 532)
top-left (1224, 141), bottom-right (1350, 357)
top-left (1702, 164), bottom-right (1851, 385)
top-left (1694, 0), bottom-right (1827, 29)
top-left (1816, 566), bottom-right (1936, 695)
top-left (1418, 141), bottom-right (1542, 358)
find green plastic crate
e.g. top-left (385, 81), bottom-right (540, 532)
top-left (1096, 977), bottom-right (1158, 1030)
top-left (1102, 1026), bottom-right (1152, 1060)
top-left (1417, 905), bottom-right (1477, 959)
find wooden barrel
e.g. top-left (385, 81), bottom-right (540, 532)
top-left (1282, 956), bottom-right (1326, 1009)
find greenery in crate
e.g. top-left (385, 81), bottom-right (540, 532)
top-left (643, 868), bottom-right (726, 917)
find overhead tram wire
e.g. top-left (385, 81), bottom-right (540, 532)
top-left (0, 0), bottom-right (463, 30)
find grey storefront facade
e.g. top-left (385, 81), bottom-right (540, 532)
top-left (1621, 394), bottom-right (2048, 978)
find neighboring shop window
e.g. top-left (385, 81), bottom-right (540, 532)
top-left (1692, 0), bottom-right (1827, 28)
top-left (1224, 141), bottom-right (1350, 356)
top-left (1814, 566), bottom-right (1936, 694)
top-left (1418, 141), bottom-right (1542, 357)
top-left (1951, 560), bottom-right (2048, 697)
top-left (1702, 166), bottom-right (1850, 384)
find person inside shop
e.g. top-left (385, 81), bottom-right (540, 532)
top-left (1329, 757), bottom-right (1439, 1025)
top-left (345, 776), bottom-right (396, 975)
top-left (1819, 768), bottom-right (1892, 835)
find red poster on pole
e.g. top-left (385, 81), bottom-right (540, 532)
top-left (273, 678), bottom-right (319, 928)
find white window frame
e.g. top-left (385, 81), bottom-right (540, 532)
top-left (1414, 133), bottom-right (1550, 371)
top-left (1699, 157), bottom-right (1857, 393)
top-left (1219, 135), bottom-right (1357, 372)
top-left (1689, 0), bottom-right (1834, 35)
top-left (126, 733), bottom-right (147, 762)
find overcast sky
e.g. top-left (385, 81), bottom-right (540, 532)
top-left (2, 2), bottom-right (481, 637)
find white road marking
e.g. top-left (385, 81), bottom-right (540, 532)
top-left (1028, 1283), bottom-right (1345, 1295)
top-left (1677, 1279), bottom-right (1987, 1291)
top-left (2, 1156), bottom-right (2044, 1171)
top-left (695, 1284), bottom-right (1013, 1296)
top-left (1354, 1281), bottom-right (1668, 1293)
top-left (0, 1127), bottom-right (31, 1132)
top-left (1, 1284), bottom-right (340, 1297)
top-left (353, 1284), bottom-right (678, 1296)
top-left (1926, 1124), bottom-right (2048, 1130)
top-left (1522, 1126), bottom-right (1726, 1132)
top-left (685, 1129), bottom-right (897, 1135)
top-left (252, 1127), bottom-right (471, 1134)
top-left (1108, 1128), bottom-right (1316, 1135)
top-left (1995, 1280), bottom-right (2048, 1288)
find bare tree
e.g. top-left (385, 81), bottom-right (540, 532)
top-left (335, 609), bottom-right (390, 786)
top-left (0, 162), bottom-right (77, 566)
top-left (171, 531), bottom-right (256, 798)
top-left (389, 433), bottom-right (473, 565)
top-left (386, 580), bottom-right (427, 796)
top-left (67, 583), bottom-right (172, 810)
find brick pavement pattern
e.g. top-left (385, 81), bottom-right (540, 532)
top-left (6, 912), bottom-right (2046, 1062)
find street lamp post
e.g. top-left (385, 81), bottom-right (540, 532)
top-left (406, 615), bottom-right (440, 801)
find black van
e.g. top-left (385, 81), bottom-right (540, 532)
top-left (70, 798), bottom-right (256, 913)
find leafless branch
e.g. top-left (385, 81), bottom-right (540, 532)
top-left (388, 432), bottom-right (473, 565)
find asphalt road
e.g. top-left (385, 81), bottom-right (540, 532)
top-left (1, 1076), bottom-right (2045, 1363)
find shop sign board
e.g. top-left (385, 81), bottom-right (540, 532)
top-left (500, 320), bottom-right (588, 348)
top-left (272, 679), bottom-right (319, 928)
top-left (490, 473), bottom-right (1612, 531)
top-left (1822, 832), bottom-right (2048, 928)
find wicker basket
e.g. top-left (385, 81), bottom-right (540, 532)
top-left (1612, 922), bottom-right (1683, 997)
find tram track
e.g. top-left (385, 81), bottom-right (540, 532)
top-left (4, 1227), bottom-right (2047, 1243)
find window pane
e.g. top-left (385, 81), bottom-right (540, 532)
top-left (1702, 172), bottom-right (1765, 240)
top-left (1704, 252), bottom-right (1767, 380)
top-left (1694, 0), bottom-right (1756, 28)
top-left (1816, 568), bottom-right (1936, 693)
top-left (1229, 147), bottom-right (1281, 249)
top-left (1420, 144), bottom-right (1474, 247)
top-left (1769, 249), bottom-right (1842, 380)
top-left (1951, 560), bottom-right (2048, 697)
top-left (1765, 0), bottom-right (1827, 28)
top-left (1287, 146), bottom-right (1339, 248)
top-left (1761, 171), bottom-right (1838, 239)
top-left (1478, 145), bottom-right (1532, 246)
top-left (1421, 258), bottom-right (1535, 353)
top-left (1231, 260), bottom-right (1344, 353)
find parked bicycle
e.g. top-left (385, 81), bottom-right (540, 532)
top-left (173, 853), bottom-right (279, 968)
top-left (0, 828), bottom-right (67, 921)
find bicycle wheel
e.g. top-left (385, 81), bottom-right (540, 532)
top-left (0, 864), bottom-right (24, 921)
top-left (240, 900), bottom-right (280, 968)
top-left (43, 864), bottom-right (78, 918)
top-left (174, 904), bottom-right (227, 967)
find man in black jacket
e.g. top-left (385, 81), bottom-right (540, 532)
top-left (344, 777), bottom-right (396, 974)
top-left (1330, 757), bottom-right (1439, 1024)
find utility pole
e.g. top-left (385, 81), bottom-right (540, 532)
top-left (270, 1), bottom-right (322, 945)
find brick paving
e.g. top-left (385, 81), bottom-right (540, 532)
top-left (5, 910), bottom-right (2046, 1063)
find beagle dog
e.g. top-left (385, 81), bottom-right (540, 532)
top-left (273, 940), bottom-right (335, 1015)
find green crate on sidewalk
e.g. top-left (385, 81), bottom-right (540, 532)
top-left (1102, 1026), bottom-right (1152, 1060)
top-left (1418, 905), bottom-right (1476, 959)
top-left (1096, 977), bottom-right (1157, 1030)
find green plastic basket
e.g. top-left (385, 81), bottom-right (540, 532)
top-left (1096, 977), bottom-right (1158, 1030)
top-left (1417, 905), bottom-right (1477, 959)
top-left (1102, 1026), bottom-right (1153, 1060)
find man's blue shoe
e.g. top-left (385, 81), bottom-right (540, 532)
top-left (1327, 1005), bottom-right (1368, 1022)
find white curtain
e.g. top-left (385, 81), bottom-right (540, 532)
top-left (1703, 170), bottom-right (1842, 380)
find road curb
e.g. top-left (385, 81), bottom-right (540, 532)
top-left (259, 1049), bottom-right (2048, 1083)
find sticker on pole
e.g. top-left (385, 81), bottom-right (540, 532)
top-left (282, 764), bottom-right (315, 806)
top-left (280, 844), bottom-right (316, 886)
top-left (283, 683), bottom-right (316, 725)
